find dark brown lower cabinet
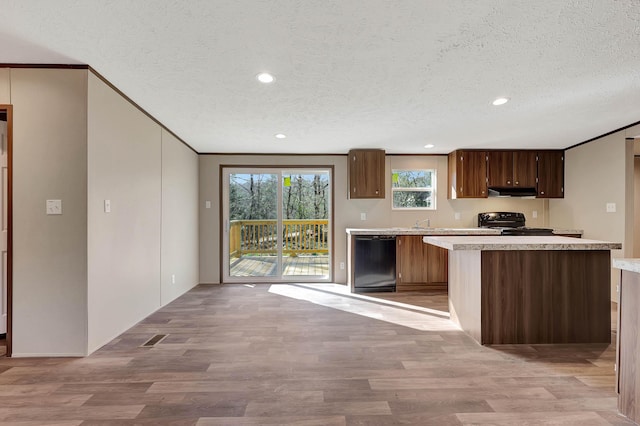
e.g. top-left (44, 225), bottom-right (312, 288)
top-left (449, 249), bottom-right (611, 345)
top-left (480, 250), bottom-right (610, 344)
top-left (396, 236), bottom-right (448, 291)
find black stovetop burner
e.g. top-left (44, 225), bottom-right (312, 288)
top-left (478, 212), bottom-right (554, 236)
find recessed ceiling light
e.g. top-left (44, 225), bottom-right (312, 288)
top-left (492, 97), bottom-right (509, 106)
top-left (257, 72), bottom-right (275, 84)
top-left (424, 144), bottom-right (435, 149)
top-left (275, 133), bottom-right (286, 139)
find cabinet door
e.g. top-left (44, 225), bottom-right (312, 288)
top-left (349, 149), bottom-right (385, 199)
top-left (426, 243), bottom-right (448, 283)
top-left (396, 236), bottom-right (429, 285)
top-left (396, 236), bottom-right (448, 291)
top-left (487, 151), bottom-right (513, 187)
top-left (537, 151), bottom-right (564, 198)
top-left (460, 151), bottom-right (487, 198)
top-left (513, 151), bottom-right (537, 187)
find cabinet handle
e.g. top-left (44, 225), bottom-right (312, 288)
top-left (375, 190), bottom-right (379, 194)
top-left (353, 187), bottom-right (356, 193)
top-left (540, 191), bottom-right (545, 195)
top-left (515, 181), bottom-right (519, 185)
top-left (507, 180), bottom-right (511, 184)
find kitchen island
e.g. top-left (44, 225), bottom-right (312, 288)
top-left (424, 235), bottom-right (622, 345)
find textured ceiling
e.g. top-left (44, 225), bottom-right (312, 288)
top-left (0, 0), bottom-right (639, 154)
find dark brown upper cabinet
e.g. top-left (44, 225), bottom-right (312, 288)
top-left (448, 150), bottom-right (487, 199)
top-left (537, 150), bottom-right (564, 198)
top-left (348, 149), bottom-right (385, 199)
top-left (488, 151), bottom-right (538, 188)
top-left (513, 151), bottom-right (538, 188)
top-left (487, 151), bottom-right (513, 187)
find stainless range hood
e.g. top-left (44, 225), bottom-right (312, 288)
top-left (488, 187), bottom-right (537, 197)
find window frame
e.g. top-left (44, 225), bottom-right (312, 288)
top-left (391, 168), bottom-right (437, 210)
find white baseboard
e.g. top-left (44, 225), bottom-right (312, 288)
top-left (10, 352), bottom-right (86, 358)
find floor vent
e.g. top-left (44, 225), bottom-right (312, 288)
top-left (141, 334), bottom-right (168, 347)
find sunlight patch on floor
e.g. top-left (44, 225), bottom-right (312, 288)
top-left (268, 283), bottom-right (458, 332)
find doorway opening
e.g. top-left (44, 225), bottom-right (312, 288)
top-left (221, 166), bottom-right (333, 283)
top-left (0, 105), bottom-right (12, 357)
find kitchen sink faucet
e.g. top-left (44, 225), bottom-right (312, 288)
top-left (413, 218), bottom-right (431, 228)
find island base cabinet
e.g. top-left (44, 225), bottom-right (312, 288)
top-left (618, 270), bottom-right (640, 423)
top-left (480, 250), bottom-right (611, 344)
top-left (449, 249), bottom-right (611, 345)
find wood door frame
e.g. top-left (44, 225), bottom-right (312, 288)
top-left (0, 105), bottom-right (12, 357)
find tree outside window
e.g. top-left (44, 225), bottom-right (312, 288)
top-left (391, 169), bottom-right (436, 210)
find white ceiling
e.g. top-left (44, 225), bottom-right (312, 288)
top-left (0, 0), bottom-right (639, 154)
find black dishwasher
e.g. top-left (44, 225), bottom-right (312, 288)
top-left (354, 236), bottom-right (396, 293)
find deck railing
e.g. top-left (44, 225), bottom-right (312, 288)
top-left (230, 219), bottom-right (329, 257)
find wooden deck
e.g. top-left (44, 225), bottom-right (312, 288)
top-left (230, 255), bottom-right (330, 277)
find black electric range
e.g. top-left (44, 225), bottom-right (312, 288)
top-left (477, 212), bottom-right (554, 236)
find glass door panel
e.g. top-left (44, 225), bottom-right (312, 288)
top-left (282, 171), bottom-right (330, 278)
top-left (227, 172), bottom-right (279, 278)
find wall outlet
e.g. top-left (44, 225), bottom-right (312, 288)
top-left (532, 210), bottom-right (538, 219)
top-left (606, 203), bottom-right (616, 213)
top-left (171, 274), bottom-right (176, 284)
top-left (46, 199), bottom-right (62, 215)
top-left (340, 262), bottom-right (345, 270)
top-left (360, 212), bottom-right (367, 221)
top-left (454, 212), bottom-right (461, 220)
top-left (104, 199), bottom-right (111, 213)
top-left (205, 200), bottom-right (211, 209)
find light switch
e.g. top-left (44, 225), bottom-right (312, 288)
top-left (46, 199), bottom-right (62, 215)
top-left (104, 199), bottom-right (111, 213)
top-left (532, 210), bottom-right (538, 218)
top-left (360, 212), bottom-right (367, 221)
top-left (454, 212), bottom-right (461, 220)
top-left (205, 201), bottom-right (211, 209)
top-left (606, 203), bottom-right (616, 213)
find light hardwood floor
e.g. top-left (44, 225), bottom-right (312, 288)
top-left (0, 284), bottom-right (631, 425)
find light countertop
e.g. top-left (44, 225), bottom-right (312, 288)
top-left (613, 258), bottom-right (640, 273)
top-left (423, 235), bottom-right (622, 251)
top-left (346, 227), bottom-right (501, 236)
top-left (346, 228), bottom-right (583, 236)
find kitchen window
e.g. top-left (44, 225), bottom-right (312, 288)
top-left (391, 169), bottom-right (436, 210)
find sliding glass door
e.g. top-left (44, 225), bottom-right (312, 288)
top-left (222, 167), bottom-right (331, 282)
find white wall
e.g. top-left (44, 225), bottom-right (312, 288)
top-left (199, 154), bottom-right (549, 284)
top-left (161, 130), bottom-right (199, 305)
top-left (0, 68), bottom-right (200, 356)
top-left (549, 131), bottom-right (631, 300)
top-left (199, 155), bottom-right (350, 283)
top-left (11, 69), bottom-right (89, 356)
top-left (87, 73), bottom-right (200, 353)
top-left (87, 73), bottom-right (162, 352)
top-left (0, 68), bottom-right (9, 103)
